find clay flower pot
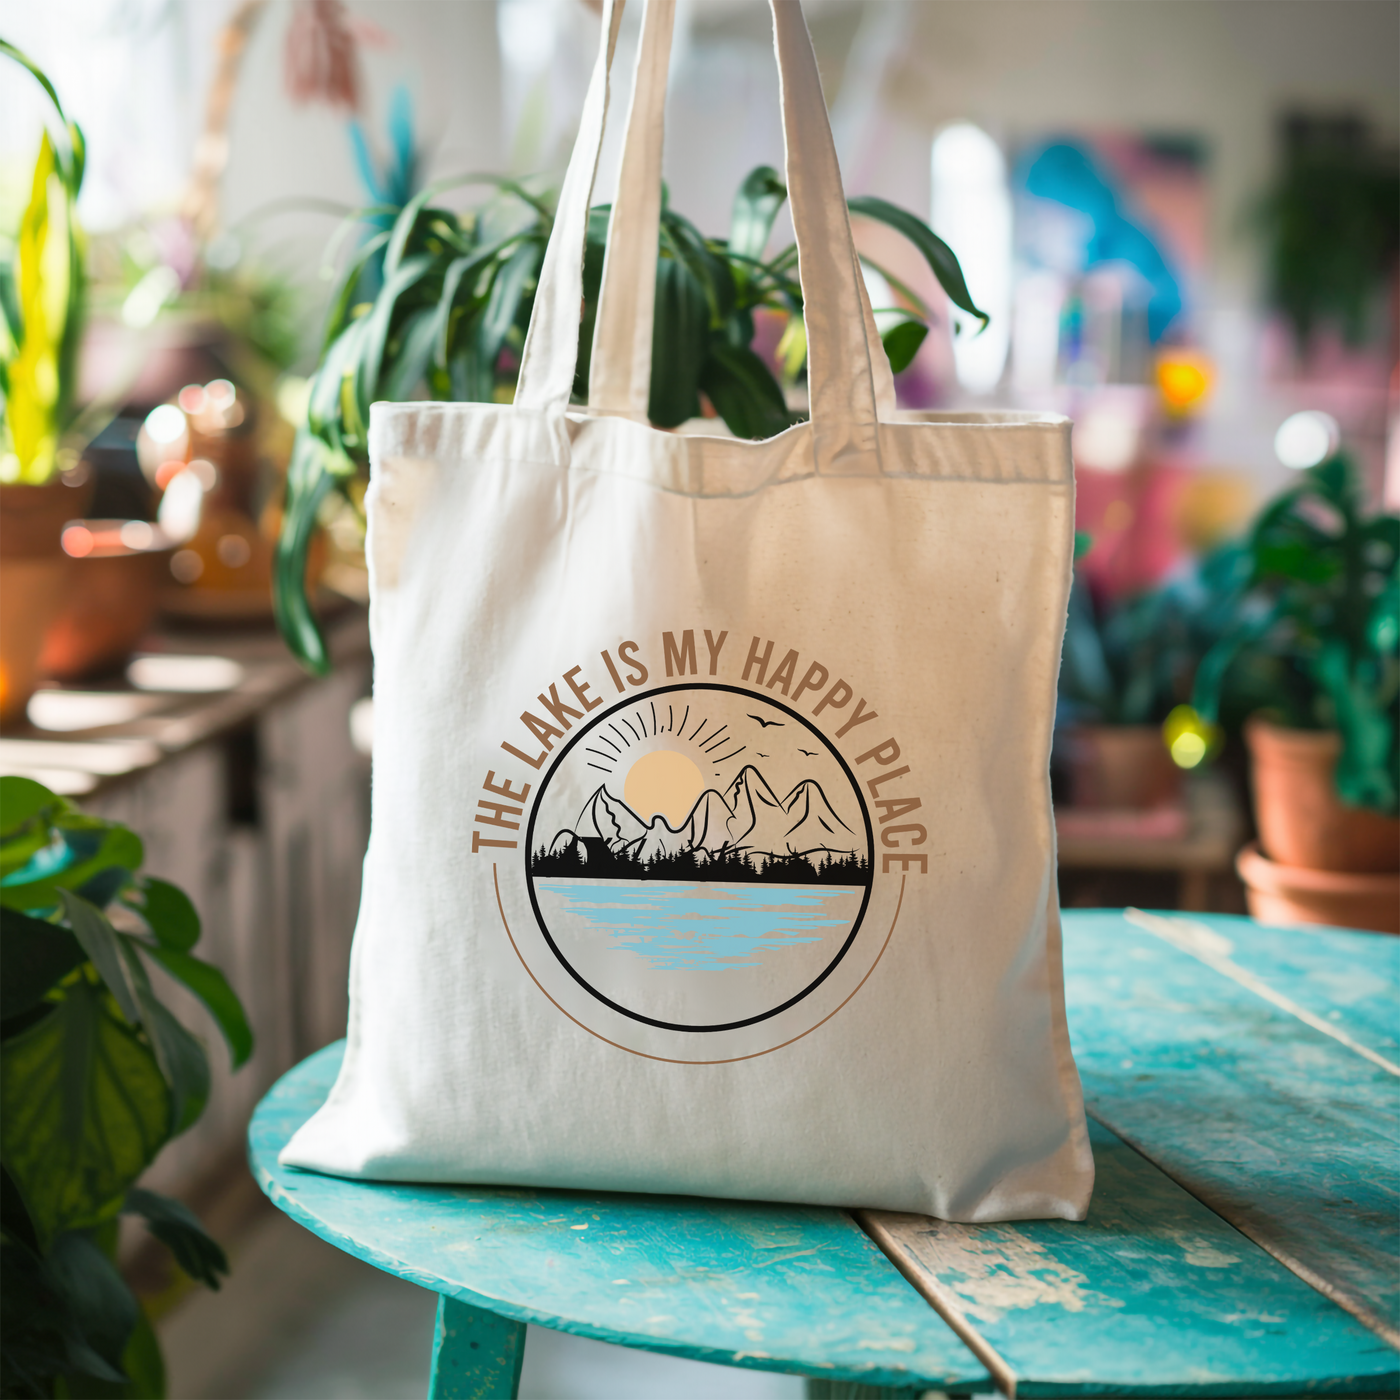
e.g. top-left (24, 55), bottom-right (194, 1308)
top-left (1236, 841), bottom-right (1399, 935)
top-left (0, 478), bottom-right (91, 726)
top-left (1064, 724), bottom-right (1181, 810)
top-left (38, 520), bottom-right (175, 681)
top-left (1245, 718), bottom-right (1399, 874)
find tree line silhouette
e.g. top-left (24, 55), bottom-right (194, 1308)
top-left (531, 837), bottom-right (871, 886)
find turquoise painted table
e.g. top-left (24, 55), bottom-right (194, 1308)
top-left (248, 910), bottom-right (1400, 1398)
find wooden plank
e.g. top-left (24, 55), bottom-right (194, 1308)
top-left (1123, 910), bottom-right (1399, 1064)
top-left (249, 1042), bottom-right (989, 1394)
top-left (1062, 910), bottom-right (1400, 1347)
top-left (428, 1296), bottom-right (526, 1400)
top-left (859, 1119), bottom-right (1398, 1397)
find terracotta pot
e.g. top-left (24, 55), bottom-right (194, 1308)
top-left (1064, 724), bottom-right (1181, 810)
top-left (0, 478), bottom-right (91, 726)
top-left (38, 521), bottom-right (174, 681)
top-left (1237, 841), bottom-right (1399, 935)
top-left (1245, 718), bottom-right (1399, 873)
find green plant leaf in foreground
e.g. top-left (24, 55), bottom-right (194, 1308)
top-left (124, 1188), bottom-right (229, 1291)
top-left (1, 978), bottom-right (170, 1245)
top-left (847, 194), bottom-right (989, 330)
top-left (142, 945), bottom-right (253, 1069)
top-left (0, 907), bottom-right (84, 1021)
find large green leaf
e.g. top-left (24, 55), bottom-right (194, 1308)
top-left (847, 194), bottom-right (988, 329)
top-left (130, 878), bottom-right (199, 954)
top-left (876, 314), bottom-right (929, 374)
top-left (120, 946), bottom-right (209, 1135)
top-left (271, 432), bottom-right (336, 676)
top-left (44, 1231), bottom-right (137, 1388)
top-left (1, 907), bottom-right (83, 1021)
top-left (124, 1188), bottom-right (227, 1290)
top-left (1, 776), bottom-right (61, 835)
top-left (142, 945), bottom-right (252, 1069)
top-left (648, 257), bottom-right (708, 427)
top-left (698, 342), bottom-right (792, 440)
top-left (1, 977), bottom-right (170, 1244)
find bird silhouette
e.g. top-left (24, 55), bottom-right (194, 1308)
top-left (748, 714), bottom-right (783, 728)
top-left (757, 752), bottom-right (770, 758)
top-left (798, 748), bottom-right (818, 757)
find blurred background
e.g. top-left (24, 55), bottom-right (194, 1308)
top-left (0, 1), bottom-right (1396, 1396)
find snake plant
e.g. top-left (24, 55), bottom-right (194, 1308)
top-left (275, 168), bottom-right (986, 672)
top-left (0, 42), bottom-right (87, 485)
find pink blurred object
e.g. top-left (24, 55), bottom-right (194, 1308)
top-left (285, 0), bottom-right (362, 112)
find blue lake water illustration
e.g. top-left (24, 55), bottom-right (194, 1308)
top-left (535, 879), bottom-right (861, 973)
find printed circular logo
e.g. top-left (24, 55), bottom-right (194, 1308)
top-left (524, 684), bottom-right (874, 1033)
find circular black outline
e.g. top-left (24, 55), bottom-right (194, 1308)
top-left (523, 682), bottom-right (875, 1033)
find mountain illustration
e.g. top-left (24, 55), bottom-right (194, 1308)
top-left (535, 765), bottom-right (869, 885)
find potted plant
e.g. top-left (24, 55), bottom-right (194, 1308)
top-left (1, 776), bottom-right (253, 1397)
top-left (271, 168), bottom-right (986, 672)
top-left (1056, 549), bottom-right (1241, 811)
top-left (0, 44), bottom-right (94, 723)
top-left (0, 44), bottom-right (179, 710)
top-left (1192, 453), bottom-right (1399, 932)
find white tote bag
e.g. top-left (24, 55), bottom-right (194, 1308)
top-left (282, 0), bottom-right (1094, 1222)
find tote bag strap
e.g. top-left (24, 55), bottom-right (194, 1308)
top-left (513, 0), bottom-right (626, 414)
top-left (518, 0), bottom-right (893, 474)
top-left (592, 0), bottom-right (894, 468)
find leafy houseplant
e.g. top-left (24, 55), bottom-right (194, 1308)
top-left (274, 168), bottom-right (986, 672)
top-left (1192, 455), bottom-right (1399, 915)
top-left (1056, 553), bottom-right (1242, 808)
top-left (1, 777), bottom-right (253, 1398)
top-left (1258, 114), bottom-right (1400, 352)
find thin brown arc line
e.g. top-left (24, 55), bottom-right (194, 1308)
top-left (650, 702), bottom-right (657, 736)
top-left (854, 1210), bottom-right (1018, 1399)
top-left (678, 704), bottom-right (689, 736)
top-left (597, 734), bottom-right (621, 753)
top-left (620, 717), bottom-right (640, 741)
top-left (636, 710), bottom-right (647, 738)
top-left (703, 726), bottom-right (730, 752)
top-left (609, 723), bottom-right (631, 747)
top-left (1085, 1105), bottom-right (1400, 1350)
top-left (494, 868), bottom-right (904, 1065)
top-left (691, 720), bottom-right (708, 744)
top-left (668, 704), bottom-right (673, 733)
top-left (713, 744), bottom-right (745, 763)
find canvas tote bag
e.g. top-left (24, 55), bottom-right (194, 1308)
top-left (281, 0), bottom-right (1094, 1222)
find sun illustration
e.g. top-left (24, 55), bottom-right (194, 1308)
top-left (623, 749), bottom-right (704, 827)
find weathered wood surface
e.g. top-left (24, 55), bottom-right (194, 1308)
top-left (861, 1119), bottom-right (1398, 1397)
top-left (1062, 909), bottom-right (1400, 1347)
top-left (428, 1296), bottom-right (526, 1400)
top-left (248, 1042), bottom-right (988, 1393)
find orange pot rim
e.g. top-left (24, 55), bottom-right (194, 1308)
top-left (1237, 841), bottom-right (1400, 896)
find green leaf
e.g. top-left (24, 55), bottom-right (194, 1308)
top-left (729, 166), bottom-right (787, 262)
top-left (877, 315), bottom-right (928, 374)
top-left (2, 827), bottom-right (143, 912)
top-left (379, 306), bottom-right (439, 404)
top-left (648, 258), bottom-right (709, 427)
top-left (1, 907), bottom-right (84, 1021)
top-left (847, 194), bottom-right (989, 329)
top-left (143, 946), bottom-right (252, 1069)
top-left (272, 432), bottom-right (335, 675)
top-left (698, 343), bottom-right (792, 441)
top-left (124, 1189), bottom-right (227, 1291)
top-left (58, 894), bottom-right (141, 1027)
top-left (354, 253), bottom-right (436, 414)
top-left (1, 978), bottom-right (170, 1244)
top-left (475, 239), bottom-right (541, 374)
top-left (131, 878), bottom-right (200, 953)
top-left (44, 1232), bottom-right (137, 1387)
top-left (1, 776), bottom-right (60, 835)
top-left (120, 945), bottom-right (209, 1135)
top-left (115, 1302), bottom-right (166, 1400)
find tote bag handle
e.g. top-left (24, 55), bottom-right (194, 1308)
top-left (515, 0), bottom-right (893, 475)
